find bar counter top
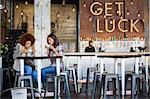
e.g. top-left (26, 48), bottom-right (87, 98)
top-left (17, 56), bottom-right (62, 59)
top-left (63, 52), bottom-right (150, 57)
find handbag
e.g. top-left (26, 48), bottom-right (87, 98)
top-left (24, 59), bottom-right (35, 68)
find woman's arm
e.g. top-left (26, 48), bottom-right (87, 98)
top-left (20, 46), bottom-right (28, 56)
top-left (49, 44), bottom-right (61, 56)
top-left (32, 47), bottom-right (35, 56)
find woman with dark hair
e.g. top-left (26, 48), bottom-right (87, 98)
top-left (47, 34), bottom-right (59, 48)
top-left (41, 34), bottom-right (62, 82)
top-left (20, 33), bottom-right (35, 47)
top-left (13, 33), bottom-right (37, 81)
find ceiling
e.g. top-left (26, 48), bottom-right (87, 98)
top-left (15, 0), bottom-right (79, 5)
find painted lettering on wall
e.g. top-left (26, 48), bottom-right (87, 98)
top-left (90, 1), bottom-right (140, 33)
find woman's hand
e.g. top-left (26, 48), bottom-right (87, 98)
top-left (45, 45), bottom-right (50, 49)
top-left (21, 46), bottom-right (28, 53)
top-left (45, 44), bottom-right (55, 51)
top-left (55, 51), bottom-right (61, 56)
top-left (49, 44), bottom-right (57, 52)
top-left (49, 44), bottom-right (61, 56)
top-left (45, 44), bottom-right (61, 56)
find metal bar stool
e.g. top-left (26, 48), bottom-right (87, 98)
top-left (60, 71), bottom-right (71, 98)
top-left (2, 68), bottom-right (15, 88)
top-left (67, 67), bottom-right (78, 93)
top-left (104, 73), bottom-right (120, 99)
top-left (85, 67), bottom-right (97, 94)
top-left (125, 71), bottom-right (134, 96)
top-left (148, 75), bottom-right (150, 93)
top-left (92, 71), bottom-right (101, 99)
top-left (14, 72), bottom-right (20, 87)
top-left (0, 87), bottom-right (42, 99)
top-left (17, 75), bottom-right (34, 99)
top-left (44, 71), bottom-right (71, 99)
top-left (44, 74), bottom-right (55, 98)
top-left (92, 71), bottom-right (108, 99)
top-left (131, 73), bottom-right (146, 98)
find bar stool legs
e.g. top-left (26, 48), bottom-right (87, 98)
top-left (125, 71), bottom-right (134, 96)
top-left (92, 73), bottom-right (108, 99)
top-left (2, 68), bottom-right (15, 88)
top-left (44, 72), bottom-right (71, 99)
top-left (17, 75), bottom-right (34, 99)
top-left (85, 67), bottom-right (97, 94)
top-left (14, 72), bottom-right (20, 87)
top-left (104, 74), bottom-right (120, 99)
top-left (60, 72), bottom-right (71, 99)
top-left (131, 74), bottom-right (146, 98)
top-left (67, 68), bottom-right (78, 93)
top-left (54, 76), bottom-right (59, 99)
top-left (44, 74), bottom-right (55, 98)
top-left (92, 71), bottom-right (101, 99)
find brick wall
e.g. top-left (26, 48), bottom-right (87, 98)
top-left (0, 0), bottom-right (9, 43)
top-left (80, 0), bottom-right (144, 40)
top-left (14, 3), bottom-right (77, 42)
top-left (14, 3), bottom-right (34, 34)
top-left (51, 4), bottom-right (77, 42)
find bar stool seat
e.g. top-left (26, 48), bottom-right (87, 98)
top-left (17, 75), bottom-right (34, 99)
top-left (14, 72), bottom-right (29, 87)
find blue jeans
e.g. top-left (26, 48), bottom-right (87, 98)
top-left (41, 66), bottom-right (56, 82)
top-left (24, 65), bottom-right (37, 81)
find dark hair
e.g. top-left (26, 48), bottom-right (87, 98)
top-left (20, 33), bottom-right (35, 46)
top-left (47, 34), bottom-right (59, 48)
top-left (89, 40), bottom-right (93, 45)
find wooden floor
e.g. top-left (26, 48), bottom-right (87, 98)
top-left (62, 93), bottom-right (149, 99)
top-left (60, 83), bottom-right (150, 99)
top-left (1, 88), bottom-right (150, 99)
top-left (1, 81), bottom-right (150, 99)
top-left (60, 90), bottom-right (150, 99)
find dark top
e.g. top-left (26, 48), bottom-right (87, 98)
top-left (130, 47), bottom-right (135, 52)
top-left (48, 50), bottom-right (56, 65)
top-left (85, 46), bottom-right (95, 52)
